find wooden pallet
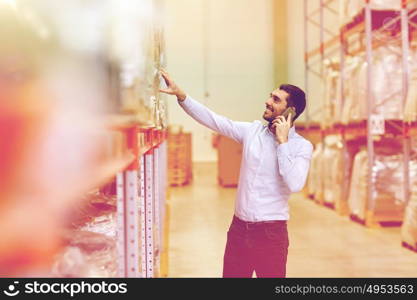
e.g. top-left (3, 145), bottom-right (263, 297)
top-left (168, 171), bottom-right (191, 186)
top-left (167, 131), bottom-right (192, 187)
top-left (315, 197), bottom-right (349, 216)
top-left (365, 210), bottom-right (403, 228)
top-left (314, 196), bottom-right (324, 206)
top-left (218, 177), bottom-right (237, 188)
top-left (402, 241), bottom-right (417, 253)
top-left (334, 200), bottom-right (349, 216)
top-left (350, 214), bottom-right (366, 226)
top-left (350, 212), bottom-right (403, 228)
top-left (168, 170), bottom-right (190, 185)
top-left (169, 179), bottom-right (190, 187)
top-left (323, 201), bottom-right (335, 210)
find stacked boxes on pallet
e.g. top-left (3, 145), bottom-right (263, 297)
top-left (167, 127), bottom-right (192, 186)
top-left (212, 134), bottom-right (242, 187)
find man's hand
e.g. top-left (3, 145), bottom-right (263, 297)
top-left (271, 113), bottom-right (292, 144)
top-left (159, 69), bottom-right (187, 102)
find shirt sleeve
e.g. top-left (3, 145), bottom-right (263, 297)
top-left (276, 140), bottom-right (313, 193)
top-left (178, 95), bottom-right (252, 144)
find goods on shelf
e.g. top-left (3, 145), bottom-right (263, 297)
top-left (51, 191), bottom-right (118, 277)
top-left (404, 47), bottom-right (417, 122)
top-left (307, 142), bottom-right (324, 202)
top-left (305, 0), bottom-right (417, 237)
top-left (167, 126), bottom-right (192, 186)
top-left (340, 46), bottom-right (405, 124)
top-left (322, 135), bottom-right (349, 214)
top-left (52, 231), bottom-right (117, 278)
top-left (402, 200), bottom-right (417, 251)
top-left (307, 134), bottom-right (350, 215)
top-left (322, 60), bottom-right (341, 127)
top-left (348, 142), bottom-right (417, 226)
top-left (340, 56), bottom-right (366, 124)
top-left (401, 135), bottom-right (417, 250)
top-left (346, 148), bottom-right (368, 221)
top-left (307, 141), bottom-right (331, 201)
top-left (0, 1), bottom-right (120, 276)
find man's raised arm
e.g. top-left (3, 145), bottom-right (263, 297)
top-left (159, 69), bottom-right (251, 144)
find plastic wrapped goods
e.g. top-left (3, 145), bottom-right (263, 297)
top-left (405, 75), bottom-right (417, 122)
top-left (401, 201), bottom-right (417, 248)
top-left (404, 49), bottom-right (417, 122)
top-left (348, 148), bottom-right (416, 221)
top-left (341, 45), bottom-right (403, 123)
top-left (52, 231), bottom-right (117, 277)
top-left (52, 191), bottom-right (118, 277)
top-left (341, 56), bottom-right (365, 124)
top-left (372, 46), bottom-right (403, 120)
top-left (67, 191), bottom-right (116, 230)
top-left (347, 149), bottom-right (368, 219)
top-left (323, 62), bottom-right (341, 126)
top-left (307, 142), bottom-right (324, 200)
top-left (322, 135), bottom-right (344, 206)
top-left (0, 1), bottom-right (114, 276)
top-left (80, 213), bottom-right (116, 239)
top-left (401, 156), bottom-right (417, 247)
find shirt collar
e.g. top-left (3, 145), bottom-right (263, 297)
top-left (265, 124), bottom-right (296, 138)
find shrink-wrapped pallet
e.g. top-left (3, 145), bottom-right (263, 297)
top-left (322, 135), bottom-right (344, 207)
top-left (52, 191), bottom-right (118, 277)
top-left (341, 56), bottom-right (366, 124)
top-left (401, 151), bottom-right (417, 247)
top-left (322, 61), bottom-right (341, 126)
top-left (348, 147), bottom-right (417, 222)
top-left (402, 199), bottom-right (417, 248)
top-left (347, 149), bottom-right (369, 219)
top-left (307, 142), bottom-right (324, 200)
top-left (52, 231), bottom-right (117, 277)
top-left (404, 49), bottom-right (417, 122)
top-left (341, 46), bottom-right (403, 123)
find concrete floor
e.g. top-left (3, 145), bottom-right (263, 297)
top-left (167, 162), bottom-right (417, 277)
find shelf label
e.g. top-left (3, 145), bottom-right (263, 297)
top-left (370, 114), bottom-right (385, 135)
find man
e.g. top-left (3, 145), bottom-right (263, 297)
top-left (159, 69), bottom-right (313, 278)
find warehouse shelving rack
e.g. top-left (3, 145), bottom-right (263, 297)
top-left (303, 0), bottom-right (417, 227)
top-left (304, 0), bottom-right (342, 125)
top-left (110, 124), bottom-right (168, 278)
top-left (0, 0), bottom-right (170, 277)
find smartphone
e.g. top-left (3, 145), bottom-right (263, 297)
top-left (281, 107), bottom-right (296, 121)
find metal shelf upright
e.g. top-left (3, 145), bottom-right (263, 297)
top-left (116, 126), bottom-right (167, 278)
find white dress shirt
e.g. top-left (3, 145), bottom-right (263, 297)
top-left (179, 95), bottom-right (313, 221)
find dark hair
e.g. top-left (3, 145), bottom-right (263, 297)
top-left (279, 84), bottom-right (306, 121)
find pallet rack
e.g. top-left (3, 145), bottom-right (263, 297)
top-left (304, 0), bottom-right (417, 227)
top-left (112, 125), bottom-right (168, 278)
top-left (105, 124), bottom-right (167, 277)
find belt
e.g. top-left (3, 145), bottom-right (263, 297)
top-left (233, 215), bottom-right (286, 230)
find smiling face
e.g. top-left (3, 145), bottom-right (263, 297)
top-left (262, 88), bottom-right (291, 122)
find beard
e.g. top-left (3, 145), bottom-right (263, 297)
top-left (263, 110), bottom-right (275, 122)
